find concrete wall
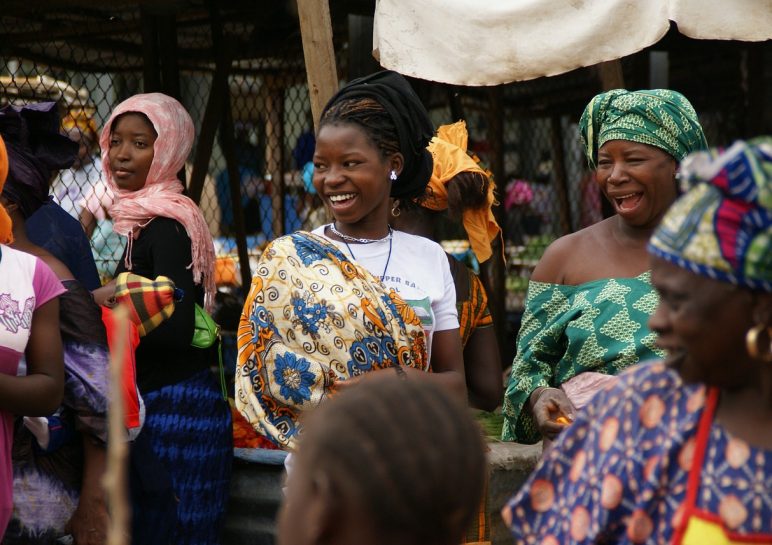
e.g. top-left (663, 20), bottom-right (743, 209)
top-left (222, 441), bottom-right (541, 545)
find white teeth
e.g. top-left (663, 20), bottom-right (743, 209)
top-left (329, 193), bottom-right (356, 203)
top-left (617, 193), bottom-right (638, 199)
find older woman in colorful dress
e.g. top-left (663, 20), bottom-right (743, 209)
top-left (502, 89), bottom-right (708, 445)
top-left (502, 137), bottom-right (772, 544)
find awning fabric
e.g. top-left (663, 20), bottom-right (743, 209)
top-left (373, 0), bottom-right (772, 86)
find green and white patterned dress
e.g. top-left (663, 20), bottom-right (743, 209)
top-left (502, 271), bottom-right (665, 444)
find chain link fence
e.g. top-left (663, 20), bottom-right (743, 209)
top-left (1, 7), bottom-right (767, 366)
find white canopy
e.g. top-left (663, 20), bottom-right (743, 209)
top-left (373, 0), bottom-right (772, 86)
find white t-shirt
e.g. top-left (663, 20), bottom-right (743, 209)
top-left (312, 226), bottom-right (458, 358)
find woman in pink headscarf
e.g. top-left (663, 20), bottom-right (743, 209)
top-left (94, 93), bottom-right (230, 545)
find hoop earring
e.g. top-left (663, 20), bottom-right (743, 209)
top-left (391, 199), bottom-right (401, 217)
top-left (746, 324), bottom-right (772, 362)
top-left (389, 170), bottom-right (398, 182)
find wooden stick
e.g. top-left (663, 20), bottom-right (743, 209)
top-left (104, 304), bottom-right (130, 545)
top-left (597, 59), bottom-right (625, 90)
top-left (297, 0), bottom-right (339, 131)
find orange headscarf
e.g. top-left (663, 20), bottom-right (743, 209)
top-left (0, 136), bottom-right (13, 244)
top-left (424, 121), bottom-right (500, 263)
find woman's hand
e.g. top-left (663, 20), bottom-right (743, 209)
top-left (65, 492), bottom-right (108, 545)
top-left (529, 387), bottom-right (575, 440)
top-left (92, 280), bottom-right (117, 308)
top-left (66, 437), bottom-right (108, 544)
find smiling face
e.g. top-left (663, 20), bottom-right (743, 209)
top-left (312, 122), bottom-right (402, 239)
top-left (649, 257), bottom-right (758, 387)
top-left (596, 140), bottom-right (678, 229)
top-left (108, 112), bottom-right (157, 192)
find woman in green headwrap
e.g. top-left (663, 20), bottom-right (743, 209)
top-left (502, 89), bottom-right (708, 445)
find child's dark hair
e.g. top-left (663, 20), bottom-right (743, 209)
top-left (320, 97), bottom-right (427, 202)
top-left (445, 170), bottom-right (491, 220)
top-left (298, 375), bottom-right (487, 545)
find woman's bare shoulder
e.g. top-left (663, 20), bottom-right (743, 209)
top-left (529, 220), bottom-right (613, 284)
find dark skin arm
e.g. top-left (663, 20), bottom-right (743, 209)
top-left (0, 298), bottom-right (64, 415)
top-left (79, 207), bottom-right (97, 239)
top-left (66, 437), bottom-right (108, 545)
top-left (464, 325), bottom-right (503, 411)
top-left (416, 327), bottom-right (467, 400)
top-left (335, 329), bottom-right (467, 402)
top-left (523, 235), bottom-right (577, 439)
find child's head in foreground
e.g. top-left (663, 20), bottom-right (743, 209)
top-left (277, 374), bottom-right (487, 545)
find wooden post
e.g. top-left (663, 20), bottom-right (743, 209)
top-left (550, 116), bottom-right (572, 235)
top-left (597, 59), bottom-right (625, 90)
top-left (140, 8), bottom-right (161, 93)
top-left (158, 13), bottom-right (181, 101)
top-left (485, 86), bottom-right (507, 369)
top-left (745, 43), bottom-right (765, 135)
top-left (264, 77), bottom-right (285, 239)
top-left (220, 99), bottom-right (254, 291)
top-left (348, 14), bottom-right (380, 79)
top-left (189, 1), bottom-right (233, 205)
top-left (188, 47), bottom-right (232, 204)
top-left (297, 0), bottom-right (338, 130)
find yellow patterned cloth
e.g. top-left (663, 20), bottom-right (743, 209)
top-left (457, 267), bottom-right (493, 347)
top-left (579, 89), bottom-right (707, 169)
top-left (236, 232), bottom-right (428, 450)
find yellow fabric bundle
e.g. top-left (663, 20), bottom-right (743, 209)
top-left (425, 121), bottom-right (500, 263)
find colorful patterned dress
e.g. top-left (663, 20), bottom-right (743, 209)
top-left (236, 232), bottom-right (428, 450)
top-left (454, 262), bottom-right (493, 347)
top-left (502, 361), bottom-right (772, 543)
top-left (502, 272), bottom-right (665, 444)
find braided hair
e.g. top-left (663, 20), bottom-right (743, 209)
top-left (320, 97), bottom-right (401, 164)
top-left (319, 70), bottom-right (434, 201)
top-left (294, 375), bottom-right (487, 545)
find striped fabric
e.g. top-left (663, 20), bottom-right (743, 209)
top-left (114, 272), bottom-right (180, 336)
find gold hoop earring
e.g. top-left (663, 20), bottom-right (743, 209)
top-left (746, 324), bottom-right (772, 362)
top-left (391, 199), bottom-right (401, 218)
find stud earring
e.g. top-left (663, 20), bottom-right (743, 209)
top-left (746, 324), bottom-right (772, 362)
top-left (389, 170), bottom-right (398, 181)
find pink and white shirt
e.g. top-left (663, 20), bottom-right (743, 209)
top-left (0, 245), bottom-right (64, 538)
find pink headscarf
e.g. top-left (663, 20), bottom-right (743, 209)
top-left (100, 93), bottom-right (215, 311)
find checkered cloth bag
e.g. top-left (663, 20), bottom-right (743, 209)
top-left (114, 272), bottom-right (183, 336)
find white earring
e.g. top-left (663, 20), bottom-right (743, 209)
top-left (389, 170), bottom-right (398, 181)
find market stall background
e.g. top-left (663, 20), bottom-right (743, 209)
top-left (1, 2), bottom-right (770, 542)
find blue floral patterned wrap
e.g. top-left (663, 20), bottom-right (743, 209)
top-left (235, 232), bottom-right (427, 450)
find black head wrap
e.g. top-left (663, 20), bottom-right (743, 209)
top-left (0, 102), bottom-right (77, 218)
top-left (321, 70), bottom-right (434, 200)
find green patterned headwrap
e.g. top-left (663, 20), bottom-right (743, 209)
top-left (579, 89), bottom-right (708, 169)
